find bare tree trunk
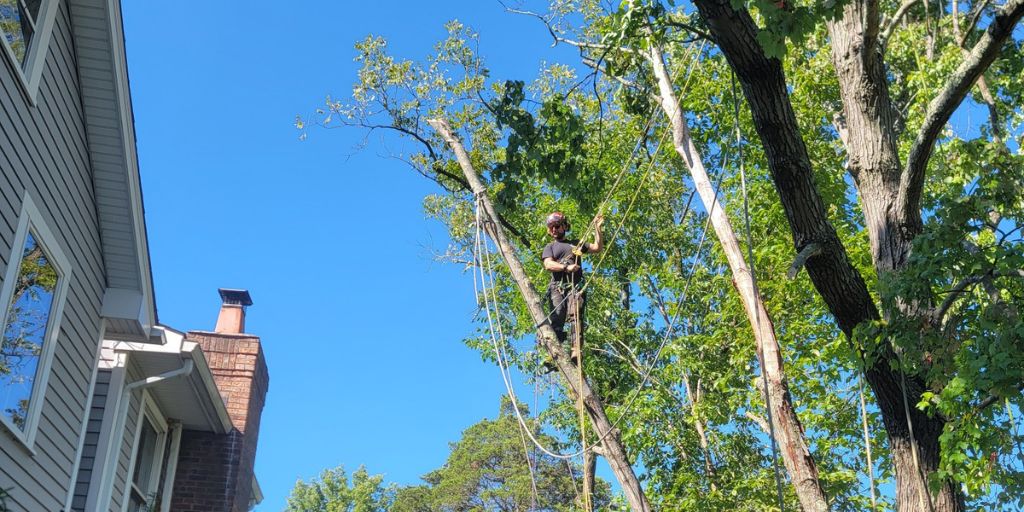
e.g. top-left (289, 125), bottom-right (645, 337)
top-left (427, 118), bottom-right (652, 512)
top-left (646, 43), bottom-right (830, 512)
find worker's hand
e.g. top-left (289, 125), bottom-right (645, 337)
top-left (594, 214), bottom-right (605, 229)
top-left (565, 263), bottom-right (580, 273)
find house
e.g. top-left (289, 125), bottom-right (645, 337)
top-left (0, 1), bottom-right (268, 511)
top-left (73, 290), bottom-right (269, 512)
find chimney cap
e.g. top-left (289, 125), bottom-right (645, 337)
top-left (218, 288), bottom-right (253, 307)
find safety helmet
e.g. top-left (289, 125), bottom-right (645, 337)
top-left (546, 212), bottom-right (568, 228)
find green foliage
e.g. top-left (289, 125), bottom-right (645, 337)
top-left (286, 399), bottom-right (606, 511)
top-left (311, 0), bottom-right (1024, 507)
top-left (285, 466), bottom-right (396, 512)
top-left (406, 397), bottom-right (611, 511)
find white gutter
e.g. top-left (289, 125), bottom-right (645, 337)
top-left (90, 359), bottom-right (194, 512)
top-left (124, 360), bottom-right (194, 392)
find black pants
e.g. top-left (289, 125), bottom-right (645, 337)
top-left (547, 282), bottom-right (586, 342)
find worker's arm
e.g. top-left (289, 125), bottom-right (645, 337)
top-left (544, 257), bottom-right (579, 273)
top-left (584, 215), bottom-right (605, 253)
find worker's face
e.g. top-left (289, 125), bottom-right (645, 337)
top-left (548, 222), bottom-right (567, 239)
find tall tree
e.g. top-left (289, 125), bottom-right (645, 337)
top-left (680, 1), bottom-right (1024, 509)
top-left (285, 466), bottom-right (396, 512)
top-left (307, 3), bottom-right (1024, 508)
top-left (402, 397), bottom-right (612, 511)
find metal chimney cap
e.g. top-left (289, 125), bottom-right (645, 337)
top-left (218, 288), bottom-right (253, 307)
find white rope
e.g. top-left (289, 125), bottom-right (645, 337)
top-left (472, 158), bottom-right (721, 461)
top-left (470, 39), bottom-right (713, 463)
top-left (733, 72), bottom-right (787, 511)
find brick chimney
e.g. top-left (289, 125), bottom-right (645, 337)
top-left (214, 288), bottom-right (251, 333)
top-left (172, 289), bottom-right (269, 512)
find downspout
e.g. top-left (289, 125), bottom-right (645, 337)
top-left (91, 359), bottom-right (194, 512)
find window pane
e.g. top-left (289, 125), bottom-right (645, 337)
top-left (0, 0), bottom-right (41, 66)
top-left (0, 231), bottom-right (57, 431)
top-left (132, 416), bottom-right (158, 490)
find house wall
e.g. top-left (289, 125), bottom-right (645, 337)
top-left (70, 369), bottom-right (112, 511)
top-left (0, 0), bottom-right (107, 510)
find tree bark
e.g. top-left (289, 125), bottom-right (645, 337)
top-left (686, 0), bottom-right (1024, 508)
top-left (583, 449), bottom-right (596, 511)
top-left (646, 43), bottom-right (830, 512)
top-left (427, 118), bottom-right (652, 512)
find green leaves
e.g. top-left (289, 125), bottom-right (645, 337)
top-left (285, 466), bottom-right (396, 512)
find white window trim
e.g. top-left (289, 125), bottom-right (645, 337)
top-left (122, 389), bottom-right (168, 512)
top-left (0, 0), bottom-right (60, 105)
top-left (0, 191), bottom-right (72, 451)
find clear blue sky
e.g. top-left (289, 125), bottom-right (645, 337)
top-left (121, 1), bottom-right (585, 510)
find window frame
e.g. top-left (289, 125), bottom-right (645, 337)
top-left (123, 390), bottom-right (168, 512)
top-left (0, 191), bottom-right (71, 450)
top-left (0, 0), bottom-right (60, 104)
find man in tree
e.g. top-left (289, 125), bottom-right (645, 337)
top-left (542, 212), bottom-right (603, 360)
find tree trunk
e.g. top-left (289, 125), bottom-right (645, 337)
top-left (688, 1), bottom-right (978, 509)
top-left (427, 118), bottom-right (652, 512)
top-left (646, 43), bottom-right (830, 512)
top-left (826, 3), bottom-right (962, 509)
top-left (583, 449), bottom-right (596, 511)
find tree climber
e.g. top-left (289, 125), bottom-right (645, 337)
top-left (542, 212), bottom-right (604, 362)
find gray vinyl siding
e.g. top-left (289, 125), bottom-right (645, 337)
top-left (0, 0), bottom-right (107, 510)
top-left (71, 369), bottom-right (111, 511)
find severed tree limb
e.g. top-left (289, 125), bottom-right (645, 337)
top-left (899, 0), bottom-right (1024, 224)
top-left (745, 410), bottom-right (771, 434)
top-left (427, 118), bottom-right (652, 512)
top-left (645, 40), bottom-right (830, 512)
top-left (788, 243), bottom-right (823, 280)
top-left (502, 4), bottom-right (636, 54)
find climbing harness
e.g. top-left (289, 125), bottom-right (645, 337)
top-left (471, 128), bottom-right (716, 462)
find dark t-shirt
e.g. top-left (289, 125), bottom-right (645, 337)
top-left (542, 239), bottom-right (589, 284)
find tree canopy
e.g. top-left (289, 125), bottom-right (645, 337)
top-left (305, 0), bottom-right (1024, 509)
top-left (285, 398), bottom-right (608, 511)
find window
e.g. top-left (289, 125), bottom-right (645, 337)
top-left (125, 394), bottom-right (167, 512)
top-left (0, 193), bottom-right (70, 448)
top-left (0, 0), bottom-right (58, 101)
top-left (0, 0), bottom-right (41, 65)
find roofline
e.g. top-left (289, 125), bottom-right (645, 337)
top-left (107, 0), bottom-right (158, 326)
top-left (109, 326), bottom-right (234, 433)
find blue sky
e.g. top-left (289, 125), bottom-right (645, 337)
top-left (121, 1), bottom-right (587, 509)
